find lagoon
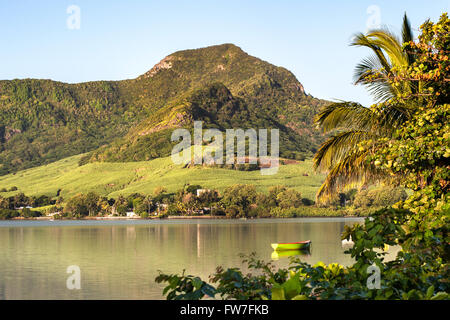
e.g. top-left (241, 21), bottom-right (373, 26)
top-left (0, 217), bottom-right (374, 299)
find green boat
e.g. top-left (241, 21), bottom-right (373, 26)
top-left (271, 240), bottom-right (311, 251)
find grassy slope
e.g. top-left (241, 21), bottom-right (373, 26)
top-left (0, 154), bottom-right (325, 200)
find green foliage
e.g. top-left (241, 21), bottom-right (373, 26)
top-left (157, 254), bottom-right (289, 300)
top-left (367, 14), bottom-right (449, 261)
top-left (275, 188), bottom-right (303, 209)
top-left (63, 192), bottom-right (100, 218)
top-left (269, 206), bottom-right (347, 218)
top-left (313, 14), bottom-right (419, 202)
top-left (0, 207), bottom-right (42, 219)
top-left (185, 184), bottom-right (202, 194)
top-left (353, 186), bottom-right (408, 209)
top-left (155, 271), bottom-right (217, 300)
top-left (20, 207), bottom-right (42, 218)
top-left (197, 189), bottom-right (220, 206)
top-left (0, 208), bottom-right (19, 219)
top-left (221, 184), bottom-right (258, 218)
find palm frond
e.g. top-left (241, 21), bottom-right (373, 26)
top-left (351, 33), bottom-right (391, 73)
top-left (315, 149), bottom-right (383, 202)
top-left (377, 103), bottom-right (414, 132)
top-left (314, 101), bottom-right (376, 133)
top-left (402, 13), bottom-right (414, 44)
top-left (365, 79), bottom-right (397, 102)
top-left (354, 54), bottom-right (386, 84)
top-left (313, 14), bottom-right (417, 204)
top-left (402, 13), bottom-right (417, 76)
top-left (364, 29), bottom-right (408, 67)
top-left (313, 130), bottom-right (372, 171)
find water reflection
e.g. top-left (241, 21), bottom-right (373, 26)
top-left (0, 218), bottom-right (367, 299)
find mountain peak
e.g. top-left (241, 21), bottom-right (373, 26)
top-left (139, 43), bottom-right (246, 80)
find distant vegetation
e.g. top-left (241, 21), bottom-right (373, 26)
top-left (0, 178), bottom-right (406, 220)
top-left (0, 184), bottom-right (381, 220)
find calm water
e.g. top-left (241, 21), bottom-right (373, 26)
top-left (0, 217), bottom-right (371, 300)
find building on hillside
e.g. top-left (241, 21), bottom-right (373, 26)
top-left (196, 189), bottom-right (210, 197)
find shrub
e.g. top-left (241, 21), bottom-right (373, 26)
top-left (167, 203), bottom-right (181, 216)
top-left (185, 184), bottom-right (202, 194)
top-left (301, 198), bottom-right (315, 206)
top-left (211, 206), bottom-right (226, 216)
top-left (276, 189), bottom-right (303, 209)
top-left (221, 184), bottom-right (257, 216)
top-left (225, 205), bottom-right (242, 218)
top-left (0, 209), bottom-right (19, 219)
top-left (63, 192), bottom-right (100, 218)
top-left (353, 190), bottom-right (372, 208)
top-left (33, 195), bottom-right (53, 207)
top-left (20, 208), bottom-right (42, 218)
top-left (197, 189), bottom-right (220, 206)
top-left (353, 186), bottom-right (408, 209)
top-left (249, 206), bottom-right (270, 218)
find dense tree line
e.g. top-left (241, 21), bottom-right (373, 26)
top-left (0, 182), bottom-right (406, 219)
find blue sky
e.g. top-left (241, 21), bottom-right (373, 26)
top-left (0, 0), bottom-right (448, 106)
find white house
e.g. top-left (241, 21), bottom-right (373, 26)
top-left (196, 189), bottom-right (209, 197)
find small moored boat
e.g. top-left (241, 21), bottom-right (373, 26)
top-left (271, 240), bottom-right (311, 251)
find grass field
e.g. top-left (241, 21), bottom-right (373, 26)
top-left (0, 154), bottom-right (325, 200)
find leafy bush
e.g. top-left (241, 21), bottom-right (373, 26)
top-left (185, 184), bottom-right (202, 194)
top-left (63, 192), bottom-right (100, 218)
top-left (211, 206), bottom-right (226, 216)
top-left (0, 209), bottom-right (19, 219)
top-left (20, 208), bottom-right (42, 218)
top-left (301, 198), bottom-right (315, 206)
top-left (353, 186), bottom-right (408, 209)
top-left (221, 184), bottom-right (257, 217)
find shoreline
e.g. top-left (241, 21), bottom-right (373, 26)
top-left (5, 214), bottom-right (363, 221)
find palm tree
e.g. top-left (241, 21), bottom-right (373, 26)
top-left (314, 14), bottom-right (420, 202)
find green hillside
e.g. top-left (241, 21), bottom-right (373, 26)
top-left (0, 154), bottom-right (325, 201)
top-left (85, 82), bottom-right (318, 163)
top-left (0, 43), bottom-right (329, 175)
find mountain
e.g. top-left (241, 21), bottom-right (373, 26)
top-left (0, 44), bottom-right (329, 175)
